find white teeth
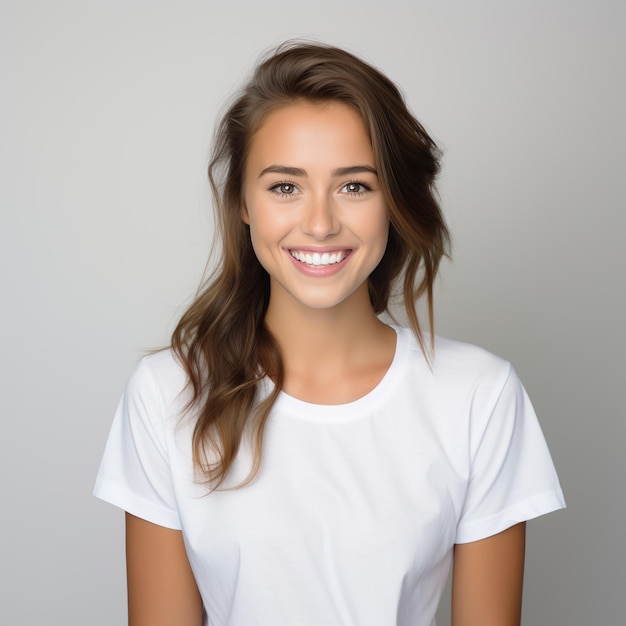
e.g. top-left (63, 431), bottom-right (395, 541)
top-left (290, 250), bottom-right (346, 266)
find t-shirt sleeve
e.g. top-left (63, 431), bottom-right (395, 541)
top-left (455, 364), bottom-right (565, 544)
top-left (93, 358), bottom-right (182, 530)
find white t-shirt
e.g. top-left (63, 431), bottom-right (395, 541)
top-left (94, 326), bottom-right (565, 626)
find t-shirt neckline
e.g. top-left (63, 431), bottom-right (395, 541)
top-left (269, 325), bottom-right (409, 422)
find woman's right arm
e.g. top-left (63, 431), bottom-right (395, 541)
top-left (125, 512), bottom-right (203, 626)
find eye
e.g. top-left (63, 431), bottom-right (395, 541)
top-left (341, 181), bottom-right (372, 195)
top-left (269, 182), bottom-right (298, 197)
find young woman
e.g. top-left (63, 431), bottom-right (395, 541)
top-left (95, 42), bottom-right (565, 626)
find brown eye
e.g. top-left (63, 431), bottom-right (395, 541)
top-left (341, 181), bottom-right (371, 194)
top-left (270, 182), bottom-right (297, 195)
top-left (269, 182), bottom-right (299, 196)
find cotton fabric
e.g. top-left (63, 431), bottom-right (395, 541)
top-left (94, 326), bottom-right (565, 625)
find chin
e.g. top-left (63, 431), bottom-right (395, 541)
top-left (289, 286), bottom-right (366, 312)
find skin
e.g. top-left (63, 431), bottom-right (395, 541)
top-left (125, 100), bottom-right (526, 625)
top-left (126, 513), bottom-right (203, 626)
top-left (452, 522), bottom-right (526, 626)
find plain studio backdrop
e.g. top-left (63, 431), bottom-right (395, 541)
top-left (1, 1), bottom-right (624, 624)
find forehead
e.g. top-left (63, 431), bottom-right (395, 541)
top-left (246, 101), bottom-right (375, 171)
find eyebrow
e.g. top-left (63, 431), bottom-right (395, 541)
top-left (258, 165), bottom-right (378, 178)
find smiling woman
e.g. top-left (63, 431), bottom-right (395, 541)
top-left (243, 101), bottom-right (389, 314)
top-left (94, 41), bottom-right (565, 626)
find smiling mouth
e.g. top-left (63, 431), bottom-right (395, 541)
top-left (289, 250), bottom-right (350, 267)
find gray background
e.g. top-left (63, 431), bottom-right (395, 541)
top-left (1, 1), bottom-right (624, 624)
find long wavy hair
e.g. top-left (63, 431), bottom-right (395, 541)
top-left (172, 41), bottom-right (450, 488)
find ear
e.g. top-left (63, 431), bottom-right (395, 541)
top-left (241, 203), bottom-right (250, 225)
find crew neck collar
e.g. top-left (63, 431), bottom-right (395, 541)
top-left (266, 325), bottom-right (410, 422)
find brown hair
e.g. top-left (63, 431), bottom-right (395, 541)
top-left (172, 41), bottom-right (450, 488)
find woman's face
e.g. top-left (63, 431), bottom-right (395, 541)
top-left (242, 100), bottom-right (389, 313)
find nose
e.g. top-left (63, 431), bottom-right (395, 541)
top-left (301, 193), bottom-right (340, 240)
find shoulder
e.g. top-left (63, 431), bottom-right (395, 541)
top-left (397, 326), bottom-right (512, 389)
top-left (393, 327), bottom-right (520, 423)
top-left (126, 348), bottom-right (190, 412)
top-left (432, 335), bottom-right (512, 383)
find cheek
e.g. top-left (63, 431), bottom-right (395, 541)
top-left (247, 221), bottom-right (269, 259)
top-left (247, 230), bottom-right (275, 277)
top-left (246, 210), bottom-right (288, 267)
top-left (247, 200), bottom-right (293, 241)
top-left (369, 207), bottom-right (391, 249)
top-left (371, 212), bottom-right (391, 267)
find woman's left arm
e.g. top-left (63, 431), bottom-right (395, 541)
top-left (451, 522), bottom-right (526, 626)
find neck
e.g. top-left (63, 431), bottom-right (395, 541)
top-left (263, 282), bottom-right (393, 377)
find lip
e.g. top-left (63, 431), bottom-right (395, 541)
top-left (285, 247), bottom-right (352, 277)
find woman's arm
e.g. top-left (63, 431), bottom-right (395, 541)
top-left (451, 522), bottom-right (526, 626)
top-left (125, 512), bottom-right (203, 626)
